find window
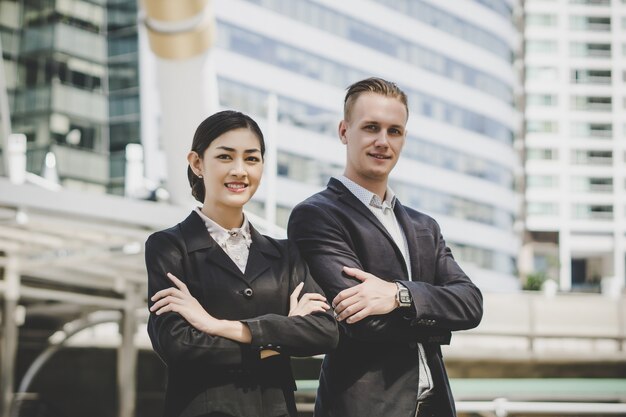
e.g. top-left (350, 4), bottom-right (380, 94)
top-left (571, 96), bottom-right (612, 111)
top-left (570, 15), bottom-right (611, 31)
top-left (571, 69), bottom-right (611, 84)
top-left (526, 66), bottom-right (558, 81)
top-left (527, 175), bottom-right (559, 188)
top-left (527, 202), bottom-right (558, 215)
top-left (527, 120), bottom-right (558, 133)
top-left (527, 148), bottom-right (558, 160)
top-left (570, 42), bottom-right (611, 58)
top-left (573, 204), bottom-right (613, 220)
top-left (527, 94), bottom-right (557, 106)
top-left (526, 40), bottom-right (558, 54)
top-left (526, 13), bottom-right (557, 26)
top-left (571, 122), bottom-right (612, 138)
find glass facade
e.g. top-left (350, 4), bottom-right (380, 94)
top-left (217, 22), bottom-right (513, 144)
top-left (241, 0), bottom-right (512, 103)
top-left (1, 0), bottom-right (139, 194)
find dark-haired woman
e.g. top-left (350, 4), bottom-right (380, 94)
top-left (145, 110), bottom-right (338, 417)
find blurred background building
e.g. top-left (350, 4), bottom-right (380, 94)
top-left (0, 0), bottom-right (140, 195)
top-left (520, 0), bottom-right (626, 294)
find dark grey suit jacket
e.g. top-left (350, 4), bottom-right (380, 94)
top-left (288, 178), bottom-right (483, 417)
top-left (146, 211), bottom-right (339, 417)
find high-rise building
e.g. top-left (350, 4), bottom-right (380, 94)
top-left (0, 0), bottom-right (140, 195)
top-left (521, 0), bottom-right (625, 292)
top-left (203, 0), bottom-right (520, 291)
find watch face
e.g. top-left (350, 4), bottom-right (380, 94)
top-left (400, 292), bottom-right (411, 303)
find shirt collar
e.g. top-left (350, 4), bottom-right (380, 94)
top-left (194, 207), bottom-right (252, 248)
top-left (336, 175), bottom-right (397, 210)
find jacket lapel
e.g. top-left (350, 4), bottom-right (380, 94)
top-left (180, 211), bottom-right (248, 284)
top-left (244, 225), bottom-right (281, 284)
top-left (329, 178), bottom-right (395, 243)
top-left (394, 202), bottom-right (421, 281)
top-left (329, 178), bottom-right (409, 278)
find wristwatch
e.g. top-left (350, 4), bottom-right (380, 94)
top-left (395, 282), bottom-right (412, 307)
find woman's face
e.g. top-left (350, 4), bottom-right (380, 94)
top-left (195, 128), bottom-right (264, 211)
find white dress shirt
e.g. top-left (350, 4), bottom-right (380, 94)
top-left (336, 176), bottom-right (434, 400)
top-left (194, 208), bottom-right (252, 273)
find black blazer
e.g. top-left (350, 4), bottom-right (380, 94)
top-left (288, 178), bottom-right (483, 417)
top-left (146, 211), bottom-right (339, 417)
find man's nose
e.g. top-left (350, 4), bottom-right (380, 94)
top-left (374, 132), bottom-right (389, 147)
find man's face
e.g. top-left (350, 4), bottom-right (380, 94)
top-left (339, 92), bottom-right (407, 187)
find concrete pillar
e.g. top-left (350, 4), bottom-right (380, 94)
top-left (117, 284), bottom-right (140, 417)
top-left (559, 230), bottom-right (571, 291)
top-left (1, 257), bottom-right (20, 417)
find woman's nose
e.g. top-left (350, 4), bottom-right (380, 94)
top-left (230, 159), bottom-right (247, 176)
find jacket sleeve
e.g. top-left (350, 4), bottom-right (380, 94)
top-left (400, 223), bottom-right (483, 332)
top-left (241, 242), bottom-right (339, 357)
top-left (288, 202), bottom-right (482, 344)
top-left (146, 231), bottom-right (255, 367)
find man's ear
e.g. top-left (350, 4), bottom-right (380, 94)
top-left (338, 120), bottom-right (348, 145)
top-left (187, 151), bottom-right (203, 176)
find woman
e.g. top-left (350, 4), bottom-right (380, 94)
top-left (146, 110), bottom-right (339, 417)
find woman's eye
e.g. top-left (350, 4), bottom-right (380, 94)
top-left (216, 154), bottom-right (231, 160)
top-left (246, 156), bottom-right (260, 162)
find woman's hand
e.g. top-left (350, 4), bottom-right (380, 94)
top-left (150, 272), bottom-right (218, 334)
top-left (288, 282), bottom-right (330, 317)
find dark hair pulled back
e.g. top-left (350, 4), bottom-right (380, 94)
top-left (187, 110), bottom-right (265, 203)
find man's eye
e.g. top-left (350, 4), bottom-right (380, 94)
top-left (364, 125), bottom-right (378, 131)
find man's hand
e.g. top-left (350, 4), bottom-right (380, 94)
top-left (332, 267), bottom-right (398, 323)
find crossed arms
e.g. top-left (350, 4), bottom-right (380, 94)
top-left (287, 202), bottom-right (483, 343)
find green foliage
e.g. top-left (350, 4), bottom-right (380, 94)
top-left (524, 272), bottom-right (546, 291)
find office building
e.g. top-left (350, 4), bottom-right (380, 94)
top-left (522, 0), bottom-right (625, 291)
top-left (0, 0), bottom-right (140, 195)
top-left (202, 0), bottom-right (520, 290)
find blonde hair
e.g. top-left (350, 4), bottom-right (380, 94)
top-left (343, 77), bottom-right (409, 121)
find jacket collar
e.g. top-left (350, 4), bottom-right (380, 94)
top-left (179, 211), bottom-right (281, 284)
top-left (327, 178), bottom-right (415, 279)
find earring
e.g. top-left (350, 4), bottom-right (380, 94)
top-left (198, 174), bottom-right (203, 179)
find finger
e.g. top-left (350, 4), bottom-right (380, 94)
top-left (150, 295), bottom-right (184, 312)
top-left (155, 303), bottom-right (178, 315)
top-left (336, 301), bottom-right (366, 322)
top-left (290, 282), bottom-right (304, 301)
top-left (342, 266), bottom-right (368, 281)
top-left (332, 286), bottom-right (359, 307)
top-left (333, 294), bottom-right (360, 316)
top-left (300, 293), bottom-right (327, 302)
top-left (167, 272), bottom-right (190, 294)
top-left (346, 307), bottom-right (371, 324)
top-left (151, 287), bottom-right (183, 302)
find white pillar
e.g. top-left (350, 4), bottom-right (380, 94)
top-left (264, 94), bottom-right (278, 230)
top-left (141, 0), bottom-right (218, 206)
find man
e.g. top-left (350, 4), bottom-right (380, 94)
top-left (287, 77), bottom-right (483, 417)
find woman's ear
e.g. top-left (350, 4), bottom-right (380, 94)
top-left (187, 151), bottom-right (203, 177)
